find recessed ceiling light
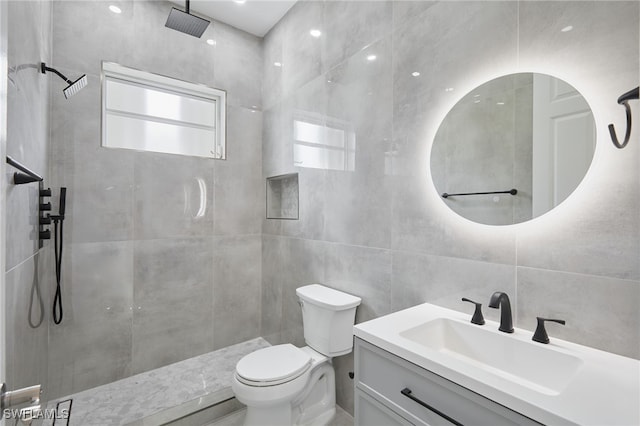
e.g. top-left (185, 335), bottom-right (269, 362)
top-left (234, 0), bottom-right (246, 4)
top-left (496, 101), bottom-right (505, 105)
top-left (411, 71), bottom-right (420, 77)
top-left (561, 25), bottom-right (573, 32)
top-left (445, 87), bottom-right (454, 92)
top-left (109, 5), bottom-right (121, 14)
top-left (206, 39), bottom-right (216, 46)
top-left (367, 54), bottom-right (377, 61)
top-left (474, 100), bottom-right (481, 104)
top-left (274, 62), bottom-right (282, 67)
top-left (310, 29), bottom-right (322, 38)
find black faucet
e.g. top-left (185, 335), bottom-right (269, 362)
top-left (488, 291), bottom-right (514, 333)
top-left (461, 298), bottom-right (485, 325)
top-left (532, 317), bottom-right (566, 344)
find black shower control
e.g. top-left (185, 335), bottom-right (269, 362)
top-left (39, 230), bottom-right (51, 240)
top-left (40, 215), bottom-right (51, 225)
top-left (40, 203), bottom-right (52, 211)
top-left (40, 188), bottom-right (52, 197)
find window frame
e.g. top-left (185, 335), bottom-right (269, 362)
top-left (101, 61), bottom-right (226, 159)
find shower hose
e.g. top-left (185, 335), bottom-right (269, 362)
top-left (53, 217), bottom-right (64, 324)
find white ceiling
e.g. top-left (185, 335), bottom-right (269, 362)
top-left (169, 0), bottom-right (297, 37)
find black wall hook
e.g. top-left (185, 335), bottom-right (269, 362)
top-left (608, 87), bottom-right (639, 149)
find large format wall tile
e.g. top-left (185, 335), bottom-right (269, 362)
top-left (280, 1), bottom-right (324, 100)
top-left (48, 0), bottom-right (264, 395)
top-left (6, 0), bottom-right (51, 269)
top-left (261, 2), bottom-right (640, 415)
top-left (516, 1), bottom-right (640, 281)
top-left (214, 106), bottom-right (263, 236)
top-left (279, 237), bottom-right (327, 347)
top-left (212, 235), bottom-right (262, 349)
top-left (4, 0), bottom-right (53, 409)
top-left (323, 37), bottom-right (393, 249)
top-left (50, 77), bottom-right (134, 244)
top-left (322, 1), bottom-right (392, 72)
top-left (324, 242), bottom-right (392, 324)
top-left (516, 267), bottom-right (640, 359)
top-left (133, 152), bottom-right (214, 240)
top-left (212, 21), bottom-right (263, 109)
top-left (391, 251), bottom-right (516, 324)
top-left (132, 238), bottom-right (214, 374)
top-left (48, 241), bottom-right (133, 398)
top-left (52, 1), bottom-right (135, 78)
top-left (261, 235), bottom-right (285, 344)
top-left (5, 252), bottom-right (49, 398)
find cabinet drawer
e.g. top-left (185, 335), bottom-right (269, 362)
top-left (355, 338), bottom-right (541, 426)
top-left (355, 388), bottom-right (414, 426)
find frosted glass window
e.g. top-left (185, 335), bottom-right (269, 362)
top-left (102, 62), bottom-right (226, 159)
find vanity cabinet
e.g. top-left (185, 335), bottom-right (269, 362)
top-left (354, 338), bottom-right (542, 426)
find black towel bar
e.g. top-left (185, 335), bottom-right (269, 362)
top-left (442, 189), bottom-right (517, 199)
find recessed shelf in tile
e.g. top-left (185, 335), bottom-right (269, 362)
top-left (266, 173), bottom-right (299, 220)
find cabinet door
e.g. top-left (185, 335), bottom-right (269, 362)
top-left (356, 389), bottom-right (414, 426)
top-left (355, 338), bottom-right (541, 426)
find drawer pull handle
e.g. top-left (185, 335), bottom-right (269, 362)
top-left (400, 387), bottom-right (463, 426)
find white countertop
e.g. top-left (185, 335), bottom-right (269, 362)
top-left (354, 303), bottom-right (640, 426)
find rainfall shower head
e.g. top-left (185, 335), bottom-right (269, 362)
top-left (63, 75), bottom-right (88, 99)
top-left (40, 63), bottom-right (87, 99)
top-left (165, 0), bottom-right (210, 38)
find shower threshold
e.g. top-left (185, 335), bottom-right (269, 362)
top-left (43, 338), bottom-right (270, 426)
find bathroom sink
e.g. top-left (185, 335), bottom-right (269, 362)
top-left (399, 318), bottom-right (583, 395)
top-left (354, 302), bottom-right (640, 425)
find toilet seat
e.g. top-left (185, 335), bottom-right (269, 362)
top-left (236, 344), bottom-right (312, 387)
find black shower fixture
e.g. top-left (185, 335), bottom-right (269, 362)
top-left (40, 62), bottom-right (87, 99)
top-left (165, 0), bottom-right (210, 38)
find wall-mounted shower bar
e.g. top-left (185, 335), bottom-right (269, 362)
top-left (442, 189), bottom-right (518, 199)
top-left (6, 155), bottom-right (43, 184)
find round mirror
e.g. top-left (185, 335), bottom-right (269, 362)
top-left (431, 73), bottom-right (595, 226)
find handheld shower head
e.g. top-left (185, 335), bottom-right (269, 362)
top-left (40, 62), bottom-right (87, 99)
top-left (165, 0), bottom-right (210, 38)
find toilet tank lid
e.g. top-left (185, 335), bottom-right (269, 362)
top-left (296, 284), bottom-right (362, 310)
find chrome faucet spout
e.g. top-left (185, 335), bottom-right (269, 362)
top-left (488, 291), bottom-right (514, 333)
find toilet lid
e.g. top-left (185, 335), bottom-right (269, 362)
top-left (236, 344), bottom-right (312, 384)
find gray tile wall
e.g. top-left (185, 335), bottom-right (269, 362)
top-left (48, 0), bottom-right (263, 398)
top-left (261, 0), bottom-right (640, 415)
top-left (4, 0), bottom-right (53, 407)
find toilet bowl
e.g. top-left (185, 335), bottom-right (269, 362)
top-left (232, 284), bottom-right (361, 426)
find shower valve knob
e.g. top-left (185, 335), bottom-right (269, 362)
top-left (39, 188), bottom-right (51, 197)
top-left (39, 230), bottom-right (51, 240)
top-left (40, 215), bottom-right (51, 225)
top-left (39, 203), bottom-right (51, 211)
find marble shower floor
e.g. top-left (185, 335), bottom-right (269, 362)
top-left (43, 338), bottom-right (271, 426)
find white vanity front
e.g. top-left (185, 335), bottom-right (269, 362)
top-left (353, 303), bottom-right (640, 425)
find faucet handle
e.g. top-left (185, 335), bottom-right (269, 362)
top-left (461, 298), bottom-right (485, 325)
top-left (532, 317), bottom-right (566, 344)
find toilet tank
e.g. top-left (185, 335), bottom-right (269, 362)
top-left (296, 284), bottom-right (362, 357)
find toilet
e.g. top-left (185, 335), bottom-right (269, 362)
top-left (231, 284), bottom-right (361, 426)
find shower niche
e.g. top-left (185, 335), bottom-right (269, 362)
top-left (266, 173), bottom-right (299, 220)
